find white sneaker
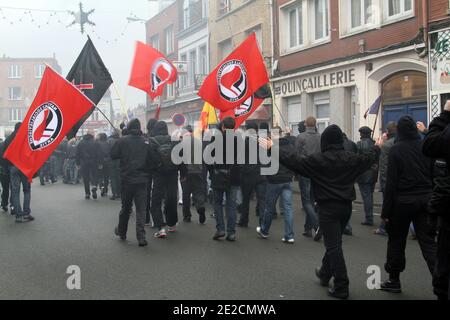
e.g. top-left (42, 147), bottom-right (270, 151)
top-left (282, 238), bottom-right (295, 244)
top-left (256, 227), bottom-right (269, 239)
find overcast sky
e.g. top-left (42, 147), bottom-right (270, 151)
top-left (0, 0), bottom-right (159, 110)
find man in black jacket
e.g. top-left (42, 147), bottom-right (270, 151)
top-left (107, 132), bottom-right (121, 200)
top-left (76, 130), bottom-right (100, 200)
top-left (237, 120), bottom-right (267, 228)
top-left (97, 133), bottom-right (111, 197)
top-left (150, 121), bottom-right (181, 238)
top-left (357, 126), bottom-right (379, 226)
top-left (208, 117), bottom-right (241, 242)
top-left (111, 119), bottom-right (156, 247)
top-left (380, 115), bottom-right (437, 294)
top-left (423, 100), bottom-right (450, 300)
top-left (260, 124), bottom-right (380, 299)
top-left (144, 119), bottom-right (158, 224)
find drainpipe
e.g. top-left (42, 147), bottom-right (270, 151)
top-left (422, 0), bottom-right (428, 45)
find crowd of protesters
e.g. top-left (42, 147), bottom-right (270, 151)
top-left (1, 99), bottom-right (449, 300)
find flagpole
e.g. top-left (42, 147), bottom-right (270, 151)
top-left (372, 92), bottom-right (383, 139)
top-left (112, 82), bottom-right (128, 121)
top-left (95, 106), bottom-right (121, 136)
top-left (269, 82), bottom-right (288, 128)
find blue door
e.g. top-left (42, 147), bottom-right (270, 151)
top-left (382, 102), bottom-right (427, 130)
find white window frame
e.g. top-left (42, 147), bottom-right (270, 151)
top-left (314, 92), bottom-right (330, 133)
top-left (183, 0), bottom-right (190, 29)
top-left (287, 3), bottom-right (304, 50)
top-left (151, 35), bottom-right (159, 51)
top-left (9, 108), bottom-right (25, 122)
top-left (180, 53), bottom-right (188, 88)
top-left (166, 84), bottom-right (175, 99)
top-left (383, 0), bottom-right (413, 23)
top-left (188, 49), bottom-right (197, 86)
top-left (202, 0), bottom-right (208, 19)
top-left (199, 45), bottom-right (208, 75)
top-left (8, 87), bottom-right (22, 101)
top-left (35, 64), bottom-right (45, 79)
top-left (348, 0), bottom-right (375, 32)
top-left (8, 65), bottom-right (22, 79)
top-left (165, 26), bottom-right (174, 54)
top-left (311, 0), bottom-right (330, 43)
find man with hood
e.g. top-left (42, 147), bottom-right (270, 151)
top-left (150, 121), bottom-right (181, 238)
top-left (380, 115), bottom-right (437, 294)
top-left (374, 121), bottom-right (397, 236)
top-left (108, 131), bottom-right (121, 200)
top-left (3, 122), bottom-right (34, 223)
top-left (423, 100), bottom-right (450, 300)
top-left (96, 133), bottom-right (111, 197)
top-left (260, 124), bottom-right (380, 299)
top-left (357, 126), bottom-right (379, 226)
top-left (76, 129), bottom-right (101, 200)
top-left (144, 119), bottom-right (158, 225)
top-left (111, 118), bottom-right (157, 247)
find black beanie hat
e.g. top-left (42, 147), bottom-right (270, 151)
top-left (397, 115), bottom-right (420, 141)
top-left (127, 118), bottom-right (141, 131)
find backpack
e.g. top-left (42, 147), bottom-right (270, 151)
top-left (153, 138), bottom-right (177, 171)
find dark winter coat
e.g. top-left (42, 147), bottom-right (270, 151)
top-left (278, 125), bottom-right (380, 203)
top-left (381, 116), bottom-right (433, 220)
top-left (379, 136), bottom-right (395, 192)
top-left (76, 134), bottom-right (100, 166)
top-left (110, 128), bottom-right (157, 185)
top-left (423, 110), bottom-right (450, 227)
top-left (150, 121), bottom-right (180, 174)
top-left (356, 137), bottom-right (379, 184)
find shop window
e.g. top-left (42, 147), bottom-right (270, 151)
top-left (287, 96), bottom-right (302, 135)
top-left (314, 91), bottom-right (330, 133)
top-left (382, 71), bottom-right (426, 105)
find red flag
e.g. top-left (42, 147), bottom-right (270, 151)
top-left (128, 41), bottom-right (178, 100)
top-left (198, 33), bottom-right (269, 112)
top-left (220, 95), bottom-right (264, 129)
top-left (4, 66), bottom-right (94, 182)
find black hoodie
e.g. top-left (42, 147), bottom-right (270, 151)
top-left (111, 119), bottom-right (157, 184)
top-left (278, 125), bottom-right (380, 202)
top-left (381, 116), bottom-right (433, 219)
top-left (76, 134), bottom-right (100, 166)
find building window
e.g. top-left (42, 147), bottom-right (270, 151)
top-left (180, 53), bottom-right (188, 88)
top-left (199, 45), bottom-right (208, 75)
top-left (183, 0), bottom-right (190, 29)
top-left (8, 87), bottom-right (22, 100)
top-left (285, 3), bottom-right (303, 50)
top-left (287, 96), bottom-right (302, 135)
top-left (10, 108), bottom-right (25, 122)
top-left (35, 64), bottom-right (46, 78)
top-left (165, 26), bottom-right (174, 54)
top-left (167, 84), bottom-right (175, 99)
top-left (218, 0), bottom-right (231, 16)
top-left (218, 38), bottom-right (232, 60)
top-left (150, 35), bottom-right (159, 51)
top-left (314, 91), bottom-right (330, 133)
top-left (313, 0), bottom-right (329, 41)
top-left (189, 50), bottom-right (197, 85)
top-left (384, 0), bottom-right (412, 20)
top-left (8, 65), bottom-right (22, 79)
top-left (350, 0), bottom-right (373, 29)
top-left (202, 0), bottom-right (208, 19)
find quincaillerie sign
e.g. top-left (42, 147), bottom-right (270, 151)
top-left (274, 68), bottom-right (356, 97)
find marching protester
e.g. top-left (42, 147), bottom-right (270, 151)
top-left (374, 121), bottom-right (397, 236)
top-left (257, 127), bottom-right (295, 243)
top-left (356, 126), bottom-right (379, 226)
top-left (180, 126), bottom-right (207, 225)
top-left (422, 100), bottom-right (450, 300)
top-left (64, 138), bottom-right (78, 185)
top-left (3, 123), bottom-right (33, 223)
top-left (379, 115), bottom-right (437, 294)
top-left (108, 132), bottom-right (121, 200)
top-left (342, 133), bottom-right (357, 236)
top-left (295, 117), bottom-right (321, 241)
top-left (112, 119), bottom-right (157, 247)
top-left (150, 121), bottom-right (181, 238)
top-left (259, 124), bottom-right (381, 299)
top-left (209, 117), bottom-right (241, 242)
top-left (144, 119), bottom-right (158, 224)
top-left (97, 133), bottom-right (112, 197)
top-left (237, 120), bottom-right (267, 228)
top-left (76, 129), bottom-right (100, 200)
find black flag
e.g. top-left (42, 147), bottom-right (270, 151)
top-left (66, 37), bottom-right (113, 139)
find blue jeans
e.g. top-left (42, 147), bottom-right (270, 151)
top-left (10, 166), bottom-right (31, 216)
top-left (359, 183), bottom-right (375, 224)
top-left (299, 176), bottom-right (318, 232)
top-left (261, 182), bottom-right (294, 240)
top-left (214, 186), bottom-right (238, 235)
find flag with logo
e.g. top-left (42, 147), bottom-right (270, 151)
top-left (219, 84), bottom-right (271, 129)
top-left (128, 41), bottom-right (178, 100)
top-left (66, 37), bottom-right (113, 139)
top-left (4, 67), bottom-right (94, 182)
top-left (198, 33), bottom-right (269, 113)
top-left (199, 102), bottom-right (219, 130)
top-left (364, 96), bottom-right (382, 119)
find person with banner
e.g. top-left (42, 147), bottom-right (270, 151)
top-left (3, 66), bottom-right (95, 222)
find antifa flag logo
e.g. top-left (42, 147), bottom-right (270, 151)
top-left (151, 58), bottom-right (175, 93)
top-left (234, 96), bottom-right (254, 118)
top-left (217, 60), bottom-right (248, 103)
top-left (28, 102), bottom-right (63, 151)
